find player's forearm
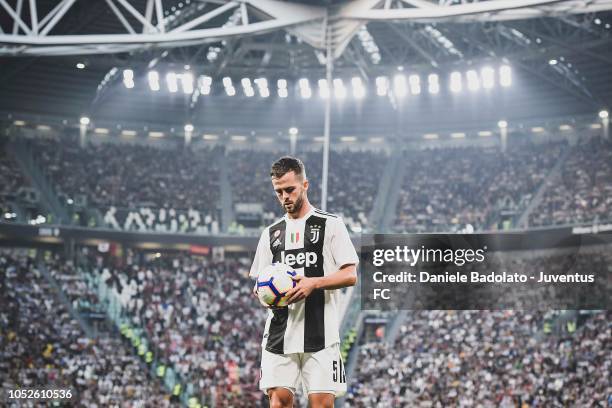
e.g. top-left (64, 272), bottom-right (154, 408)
top-left (314, 264), bottom-right (357, 290)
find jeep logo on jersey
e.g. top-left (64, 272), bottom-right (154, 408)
top-left (280, 249), bottom-right (318, 268)
top-left (309, 225), bottom-right (321, 244)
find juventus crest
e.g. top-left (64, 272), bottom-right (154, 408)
top-left (309, 224), bottom-right (321, 244)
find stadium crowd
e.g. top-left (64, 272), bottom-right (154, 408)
top-left (86, 251), bottom-right (267, 407)
top-left (227, 148), bottom-right (386, 232)
top-left (346, 310), bottom-right (610, 407)
top-left (394, 141), bottom-right (566, 232)
top-left (529, 136), bottom-right (612, 227)
top-left (26, 135), bottom-right (221, 219)
top-left (3, 131), bottom-right (611, 232)
top-left (0, 139), bottom-right (32, 221)
top-left (0, 249), bottom-right (171, 407)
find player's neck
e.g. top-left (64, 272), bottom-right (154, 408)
top-left (287, 201), bottom-right (312, 220)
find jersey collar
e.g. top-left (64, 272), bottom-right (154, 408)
top-left (284, 206), bottom-right (316, 222)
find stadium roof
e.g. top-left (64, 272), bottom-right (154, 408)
top-left (0, 0), bottom-right (611, 134)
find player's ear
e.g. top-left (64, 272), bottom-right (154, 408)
top-left (303, 178), bottom-right (309, 190)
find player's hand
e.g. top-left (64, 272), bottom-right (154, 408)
top-left (285, 275), bottom-right (319, 305)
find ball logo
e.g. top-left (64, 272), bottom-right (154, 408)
top-left (280, 250), bottom-right (318, 268)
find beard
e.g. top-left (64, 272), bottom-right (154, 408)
top-left (283, 192), bottom-right (304, 215)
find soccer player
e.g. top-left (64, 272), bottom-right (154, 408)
top-left (250, 156), bottom-right (359, 408)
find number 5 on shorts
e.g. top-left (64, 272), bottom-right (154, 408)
top-left (332, 360), bottom-right (346, 383)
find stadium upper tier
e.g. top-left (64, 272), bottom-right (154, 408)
top-left (1, 129), bottom-right (611, 233)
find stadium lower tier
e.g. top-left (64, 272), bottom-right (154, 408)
top-left (1, 246), bottom-right (610, 407)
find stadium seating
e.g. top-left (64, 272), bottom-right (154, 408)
top-left (226, 148), bottom-right (387, 232)
top-left (394, 141), bottom-right (566, 233)
top-left (85, 251), bottom-right (267, 407)
top-left (26, 135), bottom-right (221, 231)
top-left (529, 136), bottom-right (612, 227)
top-left (4, 132), bottom-right (612, 232)
top-left (0, 250), bottom-right (171, 406)
top-left (347, 309), bottom-right (610, 407)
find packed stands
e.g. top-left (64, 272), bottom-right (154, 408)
top-left (25, 135), bottom-right (221, 231)
top-left (529, 136), bottom-right (612, 227)
top-left (347, 310), bottom-right (610, 407)
top-left (0, 249), bottom-right (171, 407)
top-left (84, 251), bottom-right (267, 407)
top-left (227, 148), bottom-right (387, 232)
top-left (394, 141), bottom-right (566, 233)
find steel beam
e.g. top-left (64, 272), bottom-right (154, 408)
top-left (0, 0), bottom-right (31, 35)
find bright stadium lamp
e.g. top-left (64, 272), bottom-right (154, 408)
top-left (599, 110), bottom-right (609, 119)
top-left (498, 120), bottom-right (508, 129)
top-left (148, 71), bottom-right (160, 91)
top-left (450, 71), bottom-right (462, 93)
top-left (499, 65), bottom-right (512, 87)
top-left (289, 127), bottom-right (298, 135)
top-left (393, 74), bottom-right (407, 98)
top-left (80, 116), bottom-right (90, 125)
top-left (166, 72), bottom-right (178, 93)
top-left (428, 74), bottom-right (439, 94)
top-left (184, 124), bottom-right (194, 132)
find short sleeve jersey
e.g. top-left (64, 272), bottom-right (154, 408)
top-left (250, 207), bottom-right (359, 354)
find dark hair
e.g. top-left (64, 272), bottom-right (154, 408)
top-left (270, 156), bottom-right (307, 180)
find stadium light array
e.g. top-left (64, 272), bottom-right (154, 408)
top-left (277, 79), bottom-right (288, 98)
top-left (450, 72), bottom-right (462, 93)
top-left (409, 74), bottom-right (421, 95)
top-left (499, 65), bottom-right (512, 87)
top-left (198, 76), bottom-right (212, 95)
top-left (166, 72), bottom-right (179, 93)
top-left (80, 116), bottom-right (90, 125)
top-left (184, 124), bottom-right (194, 132)
top-left (181, 73), bottom-right (194, 94)
top-left (599, 110), bottom-right (609, 119)
top-left (428, 74), bottom-right (439, 94)
top-left (481, 67), bottom-right (495, 89)
top-left (299, 78), bottom-right (312, 99)
top-left (318, 79), bottom-right (330, 99)
top-left (289, 127), bottom-right (298, 135)
top-left (223, 77), bottom-right (236, 96)
top-left (333, 78), bottom-right (347, 99)
top-left (254, 78), bottom-right (269, 98)
top-left (393, 74), bottom-right (407, 98)
top-left (123, 69), bottom-right (134, 89)
top-left (498, 120), bottom-right (508, 129)
top-left (76, 62), bottom-right (85, 69)
top-left (115, 64), bottom-right (513, 99)
top-left (148, 71), bottom-right (160, 91)
top-left (376, 76), bottom-right (389, 96)
top-left (241, 78), bottom-right (255, 97)
top-left (466, 70), bottom-right (480, 91)
top-left (351, 77), bottom-right (366, 99)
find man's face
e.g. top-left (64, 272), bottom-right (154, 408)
top-left (272, 171), bottom-right (308, 215)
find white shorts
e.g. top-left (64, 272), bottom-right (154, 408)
top-left (259, 343), bottom-right (347, 397)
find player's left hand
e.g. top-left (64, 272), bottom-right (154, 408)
top-left (285, 275), bottom-right (318, 305)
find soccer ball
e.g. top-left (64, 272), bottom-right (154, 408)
top-left (256, 263), bottom-right (298, 308)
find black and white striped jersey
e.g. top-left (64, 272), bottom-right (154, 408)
top-left (250, 207), bottom-right (359, 355)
